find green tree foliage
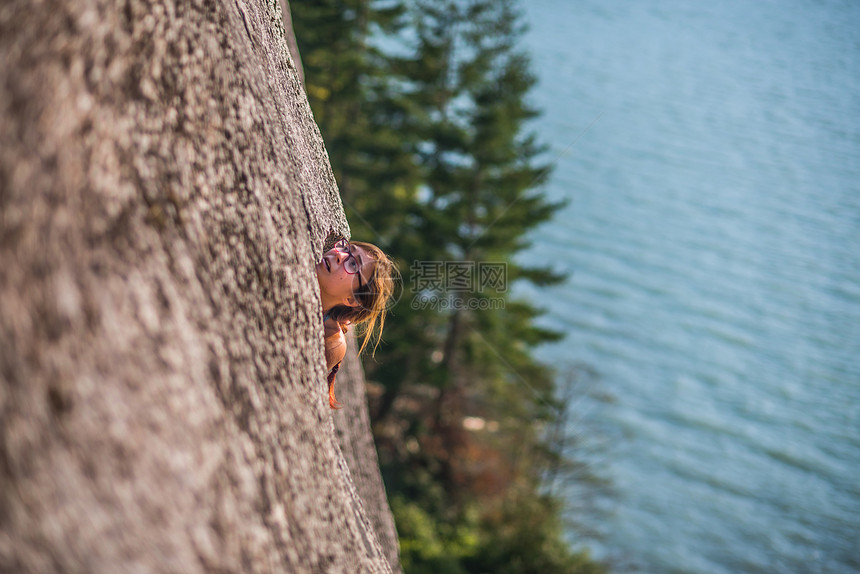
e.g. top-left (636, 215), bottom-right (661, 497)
top-left (293, 1), bottom-right (607, 572)
top-left (375, 0), bottom-right (567, 507)
top-left (290, 0), bottom-right (418, 243)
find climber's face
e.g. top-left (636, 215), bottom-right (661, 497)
top-left (316, 240), bottom-right (375, 310)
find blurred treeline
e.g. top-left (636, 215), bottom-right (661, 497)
top-left (292, 1), bottom-right (607, 572)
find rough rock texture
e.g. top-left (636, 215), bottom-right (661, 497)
top-left (279, 0), bottom-right (304, 86)
top-left (334, 341), bottom-right (401, 572)
top-left (0, 0), bottom-right (397, 572)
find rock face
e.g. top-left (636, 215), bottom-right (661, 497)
top-left (0, 0), bottom-right (398, 572)
top-left (333, 341), bottom-right (401, 572)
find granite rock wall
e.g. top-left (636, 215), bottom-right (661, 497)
top-left (0, 0), bottom-right (397, 571)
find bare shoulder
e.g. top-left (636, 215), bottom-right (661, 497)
top-left (323, 317), bottom-right (342, 338)
top-left (323, 318), bottom-right (348, 370)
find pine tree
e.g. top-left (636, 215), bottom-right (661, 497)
top-left (375, 0), bottom-right (566, 500)
top-left (292, 3), bottom-right (608, 571)
top-left (291, 0), bottom-right (417, 243)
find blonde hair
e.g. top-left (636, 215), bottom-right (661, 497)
top-left (325, 241), bottom-right (396, 356)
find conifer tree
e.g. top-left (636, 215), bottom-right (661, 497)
top-left (291, 0), bottom-right (417, 243)
top-left (375, 0), bottom-right (566, 500)
top-left (292, 2), bottom-right (607, 571)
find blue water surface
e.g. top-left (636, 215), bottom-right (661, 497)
top-left (517, 1), bottom-right (860, 572)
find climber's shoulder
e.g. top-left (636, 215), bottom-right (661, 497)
top-left (323, 317), bottom-right (348, 371)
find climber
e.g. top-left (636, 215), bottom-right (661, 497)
top-left (316, 238), bottom-right (395, 409)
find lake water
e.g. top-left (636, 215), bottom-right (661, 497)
top-left (517, 1), bottom-right (860, 572)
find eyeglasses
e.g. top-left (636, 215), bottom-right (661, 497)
top-left (333, 239), bottom-right (363, 289)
